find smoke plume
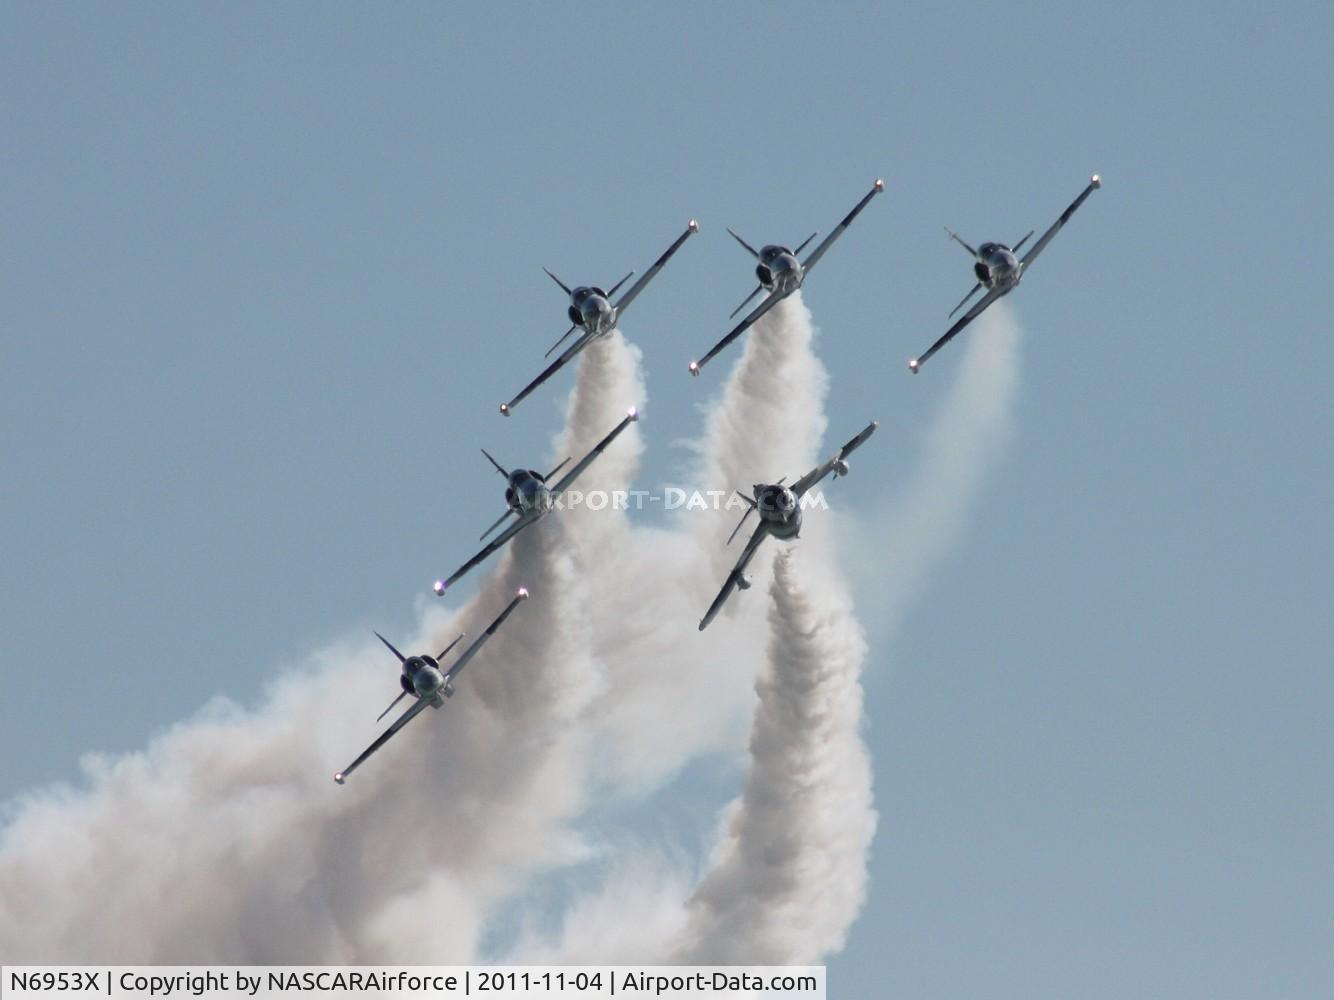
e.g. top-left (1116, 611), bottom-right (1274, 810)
top-left (0, 294), bottom-right (1016, 967)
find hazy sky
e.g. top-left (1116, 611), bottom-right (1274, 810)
top-left (3, 2), bottom-right (1331, 995)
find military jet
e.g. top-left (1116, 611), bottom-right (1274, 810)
top-left (908, 174), bottom-right (1102, 373)
top-left (699, 420), bottom-right (878, 631)
top-left (334, 587), bottom-right (528, 784)
top-left (500, 221), bottom-right (699, 416)
top-left (687, 179), bottom-right (884, 378)
top-left (432, 408), bottom-right (639, 594)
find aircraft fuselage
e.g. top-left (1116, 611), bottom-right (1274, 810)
top-left (402, 655), bottom-right (448, 703)
top-left (754, 483), bottom-right (802, 540)
top-left (975, 243), bottom-right (1022, 292)
top-left (568, 287), bottom-right (618, 338)
top-left (504, 469), bottom-right (554, 516)
top-left (756, 246), bottom-right (804, 297)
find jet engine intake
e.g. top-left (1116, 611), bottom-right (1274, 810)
top-left (567, 305), bottom-right (584, 327)
top-left (834, 459), bottom-right (850, 477)
top-left (974, 262), bottom-right (991, 284)
top-left (756, 263), bottom-right (773, 287)
top-left (399, 674), bottom-right (414, 694)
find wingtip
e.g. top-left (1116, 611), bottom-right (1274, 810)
top-left (874, 178), bottom-right (885, 192)
top-left (432, 580), bottom-right (447, 596)
top-left (627, 406), bottom-right (639, 421)
top-left (517, 586), bottom-right (530, 600)
top-left (334, 772), bottom-right (346, 785)
top-left (688, 361), bottom-right (701, 377)
top-left (499, 403), bottom-right (511, 416)
top-left (1091, 173), bottom-right (1102, 188)
top-left (908, 359), bottom-right (920, 374)
top-left (688, 218), bottom-right (700, 232)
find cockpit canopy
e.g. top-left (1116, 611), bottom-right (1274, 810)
top-left (572, 286), bottom-right (607, 306)
top-left (760, 245), bottom-right (792, 263)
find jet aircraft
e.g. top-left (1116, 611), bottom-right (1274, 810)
top-left (334, 586), bottom-right (528, 784)
top-left (908, 174), bottom-right (1102, 373)
top-left (687, 179), bottom-right (884, 377)
top-left (698, 420), bottom-right (878, 631)
top-left (433, 408), bottom-right (640, 594)
top-left (500, 221), bottom-right (700, 415)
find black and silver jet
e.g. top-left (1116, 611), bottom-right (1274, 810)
top-left (334, 587), bottom-right (528, 784)
top-left (500, 221), bottom-right (699, 416)
top-left (908, 174), bottom-right (1102, 373)
top-left (687, 179), bottom-right (884, 378)
top-left (432, 408), bottom-right (640, 595)
top-left (699, 420), bottom-right (878, 631)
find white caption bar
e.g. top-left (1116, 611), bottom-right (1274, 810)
top-left (3, 967), bottom-right (824, 1000)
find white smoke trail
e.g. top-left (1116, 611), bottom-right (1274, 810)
top-left (550, 329), bottom-right (646, 550)
top-left (0, 290), bottom-right (884, 965)
top-left (855, 302), bottom-right (1022, 636)
top-left (0, 522), bottom-right (595, 963)
top-left (674, 549), bottom-right (873, 964)
top-left (577, 293), bottom-right (833, 793)
top-left (513, 306), bottom-right (1024, 965)
top-left (691, 294), bottom-right (829, 564)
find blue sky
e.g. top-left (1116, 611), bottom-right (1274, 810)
top-left (3, 1), bottom-right (1331, 994)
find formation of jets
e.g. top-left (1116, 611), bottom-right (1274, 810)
top-left (335, 172), bottom-right (1102, 784)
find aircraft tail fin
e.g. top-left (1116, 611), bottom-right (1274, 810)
top-left (1011, 229), bottom-right (1035, 254)
top-left (545, 456), bottom-right (571, 482)
top-left (725, 492), bottom-right (759, 546)
top-left (945, 227), bottom-right (979, 258)
top-left (948, 282), bottom-right (983, 318)
top-left (437, 633), bottom-right (465, 661)
top-left (605, 271), bottom-right (634, 300)
top-left (727, 228), bottom-right (761, 259)
top-left (376, 690), bottom-right (411, 724)
top-left (544, 324), bottom-right (578, 358)
top-left (730, 285), bottom-right (765, 319)
top-left (792, 231), bottom-right (818, 256)
top-left (374, 631), bottom-right (407, 663)
top-left (543, 267), bottom-right (572, 296)
top-left (479, 507), bottom-right (515, 541)
top-left (480, 448), bottom-right (508, 477)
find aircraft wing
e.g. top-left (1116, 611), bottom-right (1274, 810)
top-left (799, 178), bottom-right (885, 274)
top-left (1019, 174), bottom-right (1101, 272)
top-left (908, 285), bottom-right (1005, 373)
top-left (689, 288), bottom-right (785, 376)
top-left (443, 587), bottom-right (529, 683)
top-left (551, 408), bottom-right (640, 496)
top-left (613, 220), bottom-right (699, 315)
top-left (434, 513), bottom-right (535, 594)
top-left (500, 327), bottom-right (599, 415)
top-left (790, 420), bottom-right (880, 497)
top-left (334, 694), bottom-right (433, 784)
top-left (698, 522), bottom-right (769, 631)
